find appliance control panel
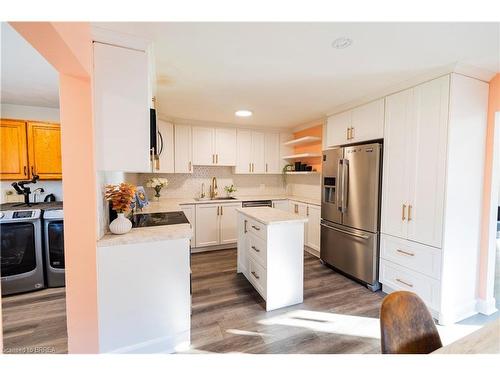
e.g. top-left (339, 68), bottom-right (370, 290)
top-left (0, 209), bottom-right (41, 221)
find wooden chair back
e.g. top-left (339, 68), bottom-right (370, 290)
top-left (380, 291), bottom-right (442, 354)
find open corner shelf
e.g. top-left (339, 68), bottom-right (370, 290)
top-left (282, 152), bottom-right (322, 160)
top-left (282, 136), bottom-right (321, 147)
top-left (284, 171), bottom-right (320, 175)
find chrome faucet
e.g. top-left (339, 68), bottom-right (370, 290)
top-left (210, 177), bottom-right (218, 199)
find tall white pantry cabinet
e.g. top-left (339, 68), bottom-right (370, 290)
top-left (380, 74), bottom-right (489, 325)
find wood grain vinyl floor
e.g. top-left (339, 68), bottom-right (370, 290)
top-left (1, 248), bottom-right (386, 354)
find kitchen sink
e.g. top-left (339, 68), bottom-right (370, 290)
top-left (194, 197), bottom-right (237, 201)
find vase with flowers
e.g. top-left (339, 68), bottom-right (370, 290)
top-left (146, 177), bottom-right (168, 200)
top-left (105, 183), bottom-right (137, 235)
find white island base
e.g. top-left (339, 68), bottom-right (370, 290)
top-left (236, 207), bottom-right (307, 311)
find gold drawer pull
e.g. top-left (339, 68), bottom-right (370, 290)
top-left (396, 249), bottom-right (415, 257)
top-left (251, 271), bottom-right (260, 280)
top-left (408, 204), bottom-right (412, 221)
top-left (396, 278), bottom-right (413, 288)
top-left (251, 245), bottom-right (260, 253)
top-left (251, 225), bottom-right (260, 231)
top-left (244, 220), bottom-right (248, 233)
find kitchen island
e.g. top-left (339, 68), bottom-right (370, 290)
top-left (236, 207), bottom-right (308, 311)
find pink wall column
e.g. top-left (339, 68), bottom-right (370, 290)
top-left (478, 73), bottom-right (500, 303)
top-left (7, 22), bottom-right (99, 353)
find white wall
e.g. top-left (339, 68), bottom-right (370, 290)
top-left (1, 103), bottom-right (62, 203)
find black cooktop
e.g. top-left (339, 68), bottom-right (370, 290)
top-left (131, 211), bottom-right (189, 228)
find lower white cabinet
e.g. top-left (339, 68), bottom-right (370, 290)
top-left (288, 200), bottom-right (321, 252)
top-left (195, 202), bottom-right (241, 248)
top-left (271, 200), bottom-right (289, 211)
top-left (180, 204), bottom-right (195, 246)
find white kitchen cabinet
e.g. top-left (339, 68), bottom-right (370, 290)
top-left (154, 120), bottom-right (174, 173)
top-left (325, 99), bottom-right (384, 148)
top-left (264, 133), bottom-right (280, 174)
top-left (272, 200), bottom-right (289, 211)
top-left (195, 202), bottom-right (242, 248)
top-left (93, 42), bottom-right (150, 172)
top-left (289, 200), bottom-right (308, 245)
top-left (192, 127), bottom-right (237, 166)
top-left (382, 76), bottom-right (448, 248)
top-left (380, 74), bottom-right (489, 324)
top-left (235, 130), bottom-right (280, 174)
top-left (305, 204), bottom-right (321, 251)
top-left (174, 125), bottom-right (192, 173)
top-left (180, 204), bottom-right (196, 246)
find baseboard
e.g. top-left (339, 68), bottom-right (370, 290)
top-left (304, 246), bottom-right (320, 258)
top-left (190, 243), bottom-right (235, 253)
top-left (105, 331), bottom-right (190, 354)
top-left (476, 297), bottom-right (498, 316)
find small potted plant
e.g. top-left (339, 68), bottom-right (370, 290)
top-left (145, 177), bottom-right (169, 200)
top-left (105, 183), bottom-right (137, 235)
top-left (224, 184), bottom-right (237, 197)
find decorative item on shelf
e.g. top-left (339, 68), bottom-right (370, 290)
top-left (224, 184), bottom-right (237, 197)
top-left (282, 164), bottom-right (293, 185)
top-left (145, 177), bottom-right (168, 200)
top-left (105, 183), bottom-right (137, 235)
top-left (135, 186), bottom-right (149, 210)
top-left (294, 161), bottom-right (302, 171)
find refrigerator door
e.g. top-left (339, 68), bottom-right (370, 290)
top-left (342, 143), bottom-right (381, 233)
top-left (320, 220), bottom-right (379, 287)
top-left (321, 148), bottom-right (344, 225)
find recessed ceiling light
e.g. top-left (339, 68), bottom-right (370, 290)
top-left (332, 37), bottom-right (353, 49)
top-left (235, 110), bottom-right (253, 117)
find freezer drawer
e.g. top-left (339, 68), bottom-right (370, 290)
top-left (320, 221), bottom-right (379, 286)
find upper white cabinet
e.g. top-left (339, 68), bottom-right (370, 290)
top-left (192, 127), bottom-right (237, 166)
top-left (154, 120), bottom-right (174, 173)
top-left (93, 42), bottom-right (150, 172)
top-left (174, 125), bottom-right (193, 173)
top-left (325, 99), bottom-right (384, 148)
top-left (382, 76), bottom-right (448, 248)
top-left (235, 130), bottom-right (280, 174)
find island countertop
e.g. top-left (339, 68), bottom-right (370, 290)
top-left (236, 206), bottom-right (308, 225)
top-left (97, 223), bottom-right (192, 247)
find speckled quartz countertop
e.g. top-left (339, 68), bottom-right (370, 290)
top-left (97, 223), bottom-right (192, 247)
top-left (236, 207), bottom-right (308, 225)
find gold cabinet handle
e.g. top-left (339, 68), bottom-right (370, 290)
top-left (346, 127), bottom-right (350, 140)
top-left (249, 163), bottom-right (251, 172)
top-left (220, 205), bottom-right (223, 215)
top-left (252, 163), bottom-right (254, 172)
top-left (351, 127), bottom-right (355, 139)
top-left (216, 154), bottom-right (218, 164)
top-left (294, 204), bottom-right (298, 214)
top-left (189, 161), bottom-right (192, 172)
top-left (396, 249), bottom-right (415, 257)
top-left (402, 204), bottom-right (407, 221)
top-left (244, 219), bottom-right (248, 233)
top-left (251, 271), bottom-right (260, 280)
top-left (306, 205), bottom-right (309, 216)
top-left (265, 163), bottom-right (268, 173)
top-left (251, 245), bottom-right (260, 253)
top-left (217, 206), bottom-right (220, 215)
top-left (396, 278), bottom-right (413, 288)
top-left (408, 205), bottom-right (412, 221)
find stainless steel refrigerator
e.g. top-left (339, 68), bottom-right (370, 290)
top-left (320, 142), bottom-right (382, 291)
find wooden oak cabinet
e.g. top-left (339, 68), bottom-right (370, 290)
top-left (0, 119), bottom-right (62, 180)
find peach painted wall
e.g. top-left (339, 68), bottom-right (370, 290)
top-left (479, 73), bottom-right (500, 300)
top-left (293, 123), bottom-right (323, 172)
top-left (9, 22), bottom-right (99, 353)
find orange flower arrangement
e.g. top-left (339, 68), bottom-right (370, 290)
top-left (105, 183), bottom-right (137, 213)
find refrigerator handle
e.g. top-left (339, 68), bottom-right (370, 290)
top-left (342, 159), bottom-right (349, 213)
top-left (320, 222), bottom-right (370, 239)
top-left (336, 159), bottom-right (343, 212)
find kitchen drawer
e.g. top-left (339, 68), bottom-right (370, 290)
top-left (248, 256), bottom-right (266, 298)
top-left (380, 234), bottom-right (442, 279)
top-left (247, 232), bottom-right (267, 268)
top-left (244, 217), bottom-right (267, 241)
top-left (380, 259), bottom-right (440, 311)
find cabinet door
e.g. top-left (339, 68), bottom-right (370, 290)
top-left (251, 132), bottom-right (266, 173)
top-left (264, 133), bottom-right (280, 174)
top-left (325, 111), bottom-right (351, 147)
top-left (93, 42), bottom-right (150, 172)
top-left (195, 204), bottom-right (219, 247)
top-left (350, 99), bottom-right (384, 143)
top-left (0, 119), bottom-right (28, 180)
top-left (174, 125), bottom-right (192, 173)
top-left (235, 129), bottom-right (252, 174)
top-left (214, 128), bottom-right (237, 166)
top-left (219, 203), bottom-right (241, 244)
top-left (290, 201), bottom-right (308, 244)
top-left (272, 200), bottom-right (289, 211)
top-left (27, 122), bottom-right (62, 180)
top-left (156, 120), bottom-right (174, 173)
top-left (306, 204), bottom-right (321, 251)
top-left (180, 204), bottom-right (196, 246)
top-left (381, 89), bottom-right (413, 239)
top-left (407, 76), bottom-right (449, 248)
top-left (192, 127), bottom-right (215, 166)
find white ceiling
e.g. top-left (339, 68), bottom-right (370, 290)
top-left (1, 22), bottom-right (59, 108)
top-left (96, 22), bottom-right (499, 128)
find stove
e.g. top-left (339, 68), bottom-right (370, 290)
top-left (131, 211), bottom-right (189, 228)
